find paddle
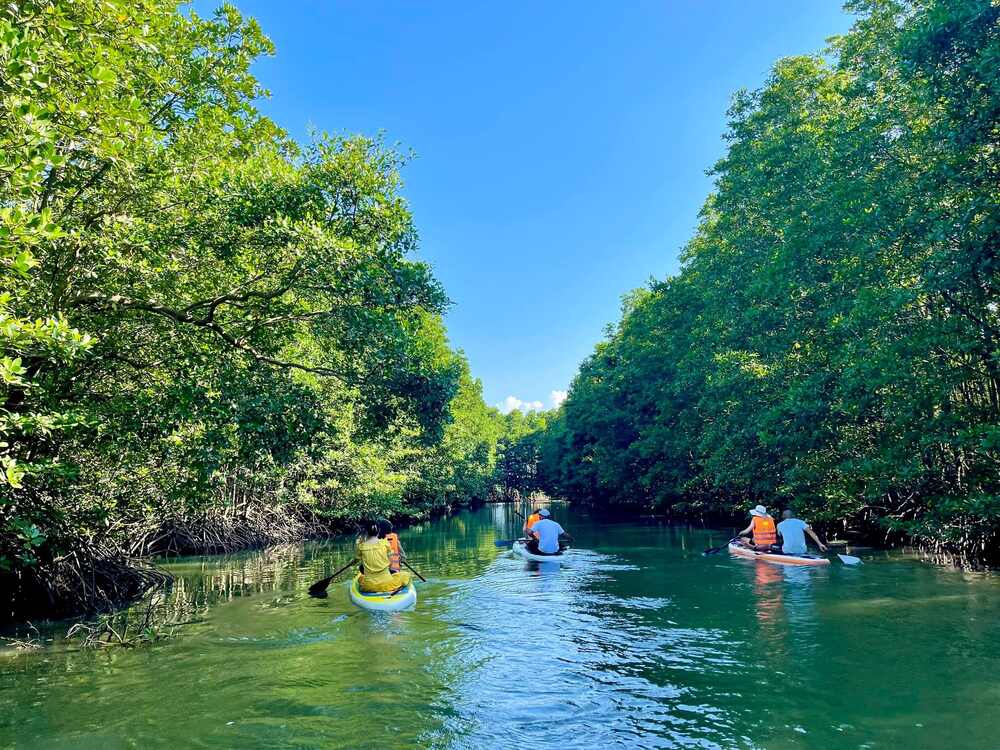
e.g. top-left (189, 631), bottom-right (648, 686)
top-left (401, 558), bottom-right (427, 583)
top-left (703, 537), bottom-right (739, 555)
top-left (816, 536), bottom-right (861, 565)
top-left (308, 558), bottom-right (358, 598)
top-left (497, 506), bottom-right (529, 547)
top-left (494, 537), bottom-right (529, 548)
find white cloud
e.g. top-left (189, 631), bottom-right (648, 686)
top-left (499, 395), bottom-right (545, 414)
top-left (550, 390), bottom-right (568, 408)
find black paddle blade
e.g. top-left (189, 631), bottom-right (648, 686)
top-left (308, 576), bottom-right (333, 597)
top-left (308, 558), bottom-right (358, 598)
top-left (494, 539), bottom-right (516, 548)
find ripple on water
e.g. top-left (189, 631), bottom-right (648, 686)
top-left (417, 551), bottom-right (747, 749)
top-left (2, 507), bottom-right (998, 750)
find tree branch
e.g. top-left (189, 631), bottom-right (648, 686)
top-left (67, 292), bottom-right (345, 380)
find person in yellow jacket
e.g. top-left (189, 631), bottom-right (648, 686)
top-left (356, 520), bottom-right (411, 593)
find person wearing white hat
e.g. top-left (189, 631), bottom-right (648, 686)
top-left (737, 505), bottom-right (778, 550)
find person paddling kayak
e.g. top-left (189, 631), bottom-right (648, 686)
top-left (777, 509), bottom-right (827, 555)
top-left (738, 505), bottom-right (778, 550)
top-left (356, 520), bottom-right (411, 592)
top-left (526, 508), bottom-right (572, 556)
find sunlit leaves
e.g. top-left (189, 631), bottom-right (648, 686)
top-left (532, 0), bottom-right (1000, 561)
top-left (1, 0), bottom-right (497, 603)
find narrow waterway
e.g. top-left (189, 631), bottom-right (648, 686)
top-left (2, 505), bottom-right (998, 749)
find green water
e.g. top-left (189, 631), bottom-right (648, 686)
top-left (2, 505), bottom-right (998, 749)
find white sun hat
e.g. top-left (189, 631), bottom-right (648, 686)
top-left (749, 504), bottom-right (768, 517)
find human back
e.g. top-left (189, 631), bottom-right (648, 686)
top-left (356, 520), bottom-right (411, 592)
top-left (777, 517), bottom-right (808, 554)
top-left (776, 509), bottom-right (826, 555)
top-left (751, 514), bottom-right (777, 546)
top-left (523, 510), bottom-right (542, 534)
top-left (356, 537), bottom-right (392, 580)
top-left (532, 518), bottom-right (565, 554)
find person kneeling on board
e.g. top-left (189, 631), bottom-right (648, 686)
top-left (527, 509), bottom-right (572, 556)
top-left (737, 505), bottom-right (778, 550)
top-left (777, 509), bottom-right (827, 555)
top-left (357, 520), bottom-right (411, 592)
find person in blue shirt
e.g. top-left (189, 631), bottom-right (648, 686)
top-left (776, 509), bottom-right (827, 555)
top-left (527, 508), bottom-right (572, 555)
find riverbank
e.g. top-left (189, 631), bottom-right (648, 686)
top-left (2, 497), bottom-right (483, 627)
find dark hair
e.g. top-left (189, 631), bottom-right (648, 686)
top-left (363, 519), bottom-right (380, 538)
top-left (377, 518), bottom-right (393, 537)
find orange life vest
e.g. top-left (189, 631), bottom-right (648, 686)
top-left (385, 533), bottom-right (401, 572)
top-left (525, 513), bottom-right (541, 530)
top-left (752, 515), bottom-right (777, 546)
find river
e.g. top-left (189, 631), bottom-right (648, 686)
top-left (1, 505), bottom-right (998, 749)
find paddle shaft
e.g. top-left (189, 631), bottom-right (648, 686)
top-left (494, 537), bottom-right (531, 547)
top-left (401, 558), bottom-right (427, 583)
top-left (308, 557), bottom-right (358, 596)
top-left (703, 537), bottom-right (739, 555)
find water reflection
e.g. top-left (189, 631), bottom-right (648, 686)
top-left (753, 559), bottom-right (785, 631)
top-left (1, 506), bottom-right (998, 750)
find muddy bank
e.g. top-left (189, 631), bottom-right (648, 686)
top-left (3, 498), bottom-right (477, 626)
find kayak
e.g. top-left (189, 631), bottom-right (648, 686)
top-left (728, 541), bottom-right (830, 567)
top-left (512, 540), bottom-right (566, 563)
top-left (348, 574), bottom-right (417, 611)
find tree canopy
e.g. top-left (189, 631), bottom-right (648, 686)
top-left (1, 0), bottom-right (511, 618)
top-left (527, 0), bottom-right (999, 563)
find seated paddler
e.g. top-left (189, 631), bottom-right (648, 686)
top-left (526, 508), bottom-right (572, 555)
top-left (737, 504), bottom-right (778, 550)
top-left (356, 520), bottom-right (411, 593)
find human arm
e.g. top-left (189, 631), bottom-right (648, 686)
top-left (805, 526), bottom-right (827, 552)
top-left (738, 523), bottom-right (753, 537)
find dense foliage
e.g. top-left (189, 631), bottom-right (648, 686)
top-left (1, 0), bottom-right (506, 618)
top-left (531, 0), bottom-right (999, 562)
top-left (492, 409), bottom-right (551, 500)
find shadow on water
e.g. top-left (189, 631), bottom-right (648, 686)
top-left (1, 505), bottom-right (999, 749)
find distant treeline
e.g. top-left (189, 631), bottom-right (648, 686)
top-left (1, 1), bottom-right (526, 620)
top-left (507, 0), bottom-right (1000, 563)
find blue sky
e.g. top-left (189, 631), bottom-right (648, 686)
top-left (197, 1), bottom-right (855, 411)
